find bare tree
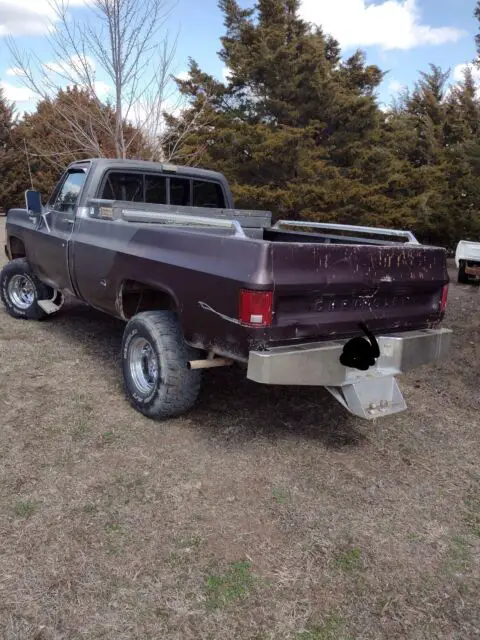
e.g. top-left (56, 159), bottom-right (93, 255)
top-left (162, 100), bottom-right (215, 165)
top-left (7, 0), bottom-right (182, 160)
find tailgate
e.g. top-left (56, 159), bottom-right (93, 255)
top-left (267, 243), bottom-right (448, 344)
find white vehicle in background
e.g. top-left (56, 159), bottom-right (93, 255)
top-left (456, 241), bottom-right (480, 284)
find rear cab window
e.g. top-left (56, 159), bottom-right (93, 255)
top-left (170, 178), bottom-right (191, 206)
top-left (146, 175), bottom-right (167, 204)
top-left (102, 172), bottom-right (144, 202)
top-left (98, 169), bottom-right (226, 209)
top-left (100, 171), bottom-right (168, 205)
top-left (193, 180), bottom-right (225, 208)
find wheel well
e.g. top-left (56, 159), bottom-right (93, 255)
top-left (119, 280), bottom-right (177, 319)
top-left (9, 237), bottom-right (26, 259)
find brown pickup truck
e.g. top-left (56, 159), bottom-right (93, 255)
top-left (1, 159), bottom-right (451, 421)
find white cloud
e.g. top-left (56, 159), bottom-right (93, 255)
top-left (222, 67), bottom-right (232, 83)
top-left (131, 94), bottom-right (184, 127)
top-left (453, 62), bottom-right (480, 86)
top-left (3, 54), bottom-right (112, 109)
top-left (299, 0), bottom-right (465, 51)
top-left (42, 55), bottom-right (112, 97)
top-left (6, 67), bottom-right (27, 77)
top-left (176, 71), bottom-right (190, 81)
top-left (43, 61), bottom-right (70, 75)
top-left (93, 80), bottom-right (112, 98)
top-left (389, 79), bottom-right (404, 94)
top-left (0, 81), bottom-right (36, 102)
top-left (0, 0), bottom-right (93, 37)
top-left (43, 55), bottom-right (96, 77)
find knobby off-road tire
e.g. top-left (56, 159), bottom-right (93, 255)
top-left (122, 311), bottom-right (202, 419)
top-left (0, 258), bottom-right (51, 320)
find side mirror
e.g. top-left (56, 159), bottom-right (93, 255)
top-left (25, 190), bottom-right (42, 215)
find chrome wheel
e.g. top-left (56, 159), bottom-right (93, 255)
top-left (8, 274), bottom-right (35, 310)
top-left (128, 336), bottom-right (159, 395)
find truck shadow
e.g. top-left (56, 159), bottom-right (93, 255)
top-left (194, 367), bottom-right (367, 448)
top-left (46, 301), bottom-right (366, 448)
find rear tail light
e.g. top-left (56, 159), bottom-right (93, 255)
top-left (440, 284), bottom-right (449, 313)
top-left (239, 289), bottom-right (273, 327)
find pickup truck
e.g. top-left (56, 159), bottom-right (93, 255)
top-left (1, 159), bottom-right (452, 421)
top-left (456, 240), bottom-right (480, 284)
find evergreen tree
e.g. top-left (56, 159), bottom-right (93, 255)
top-left (165, 0), bottom-right (401, 226)
top-left (404, 65), bottom-right (450, 167)
top-left (385, 63), bottom-right (480, 245)
top-left (0, 87), bottom-right (26, 212)
top-left (167, 0), bottom-right (480, 246)
top-left (476, 0), bottom-right (480, 55)
top-left (165, 0), bottom-right (480, 246)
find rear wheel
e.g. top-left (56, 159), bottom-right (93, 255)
top-left (0, 258), bottom-right (51, 320)
top-left (458, 261), bottom-right (471, 284)
top-left (121, 311), bottom-right (202, 419)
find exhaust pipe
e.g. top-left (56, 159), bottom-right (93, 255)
top-left (187, 357), bottom-right (233, 370)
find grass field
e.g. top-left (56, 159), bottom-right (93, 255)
top-left (0, 217), bottom-right (479, 639)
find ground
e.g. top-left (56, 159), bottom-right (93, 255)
top-left (0, 216), bottom-right (479, 640)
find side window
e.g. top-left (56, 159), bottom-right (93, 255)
top-left (145, 175), bottom-right (167, 204)
top-left (170, 178), bottom-right (191, 206)
top-left (51, 170), bottom-right (87, 213)
top-left (102, 172), bottom-right (143, 202)
top-left (193, 180), bottom-right (225, 208)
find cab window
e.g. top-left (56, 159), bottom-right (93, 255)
top-left (102, 172), bottom-right (143, 202)
top-left (145, 174), bottom-right (167, 204)
top-left (101, 171), bottom-right (168, 205)
top-left (193, 180), bottom-right (225, 208)
top-left (98, 170), bottom-right (224, 208)
top-left (170, 177), bottom-right (191, 206)
top-left (51, 169), bottom-right (87, 213)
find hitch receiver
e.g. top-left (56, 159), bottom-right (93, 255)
top-left (326, 376), bottom-right (407, 420)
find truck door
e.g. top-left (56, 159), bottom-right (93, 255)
top-left (71, 170), bottom-right (148, 314)
top-left (28, 168), bottom-right (88, 292)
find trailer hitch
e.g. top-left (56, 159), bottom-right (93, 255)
top-left (331, 323), bottom-right (407, 419)
top-left (340, 323), bottom-right (380, 371)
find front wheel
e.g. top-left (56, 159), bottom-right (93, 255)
top-left (0, 258), bottom-right (51, 320)
top-left (121, 311), bottom-right (202, 419)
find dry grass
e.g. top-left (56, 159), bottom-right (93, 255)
top-left (0, 218), bottom-right (479, 639)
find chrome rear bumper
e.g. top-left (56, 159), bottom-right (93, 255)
top-left (247, 328), bottom-right (452, 387)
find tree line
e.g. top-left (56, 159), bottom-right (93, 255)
top-left (1, 0), bottom-right (480, 248)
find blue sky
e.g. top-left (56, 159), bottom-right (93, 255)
top-left (0, 0), bottom-right (478, 113)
